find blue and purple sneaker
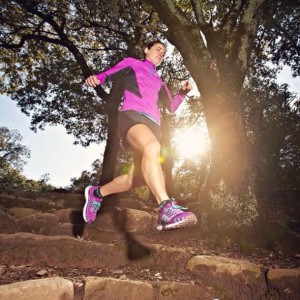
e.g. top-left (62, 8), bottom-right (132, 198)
top-left (83, 186), bottom-right (102, 224)
top-left (156, 199), bottom-right (197, 231)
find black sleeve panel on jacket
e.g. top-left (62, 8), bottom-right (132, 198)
top-left (106, 67), bottom-right (141, 98)
top-left (159, 84), bottom-right (171, 110)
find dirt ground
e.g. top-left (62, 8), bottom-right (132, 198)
top-left (0, 191), bottom-right (299, 299)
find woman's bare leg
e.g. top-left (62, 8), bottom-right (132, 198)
top-left (98, 124), bottom-right (169, 204)
top-left (99, 153), bottom-right (143, 197)
top-left (84, 124), bottom-right (197, 229)
top-left (125, 124), bottom-right (169, 204)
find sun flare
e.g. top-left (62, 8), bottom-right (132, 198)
top-left (174, 126), bottom-right (210, 159)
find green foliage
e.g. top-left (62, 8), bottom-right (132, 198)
top-left (255, 0), bottom-right (300, 76)
top-left (209, 178), bottom-right (258, 228)
top-left (0, 163), bottom-right (54, 192)
top-left (69, 159), bottom-right (102, 192)
top-left (0, 126), bottom-right (54, 192)
top-left (0, 126), bottom-right (30, 170)
top-left (173, 159), bottom-right (203, 199)
top-left (243, 70), bottom-right (300, 195)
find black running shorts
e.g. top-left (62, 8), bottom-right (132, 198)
top-left (118, 110), bottom-right (161, 147)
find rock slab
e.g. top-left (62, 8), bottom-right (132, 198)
top-left (0, 277), bottom-right (74, 300)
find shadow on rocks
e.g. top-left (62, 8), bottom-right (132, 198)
top-left (113, 209), bottom-right (152, 260)
top-left (70, 210), bottom-right (85, 237)
top-left (69, 199), bottom-right (151, 260)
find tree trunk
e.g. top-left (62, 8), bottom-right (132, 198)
top-left (143, 0), bottom-right (262, 228)
top-left (204, 93), bottom-right (247, 187)
top-left (99, 80), bottom-right (123, 185)
top-left (198, 85), bottom-right (258, 228)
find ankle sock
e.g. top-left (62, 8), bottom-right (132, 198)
top-left (159, 199), bottom-right (172, 210)
top-left (93, 187), bottom-right (103, 199)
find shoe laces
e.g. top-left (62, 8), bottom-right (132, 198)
top-left (90, 201), bottom-right (101, 212)
top-left (162, 199), bottom-right (187, 217)
top-left (170, 200), bottom-right (187, 210)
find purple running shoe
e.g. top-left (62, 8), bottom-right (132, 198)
top-left (83, 186), bottom-right (102, 224)
top-left (156, 199), bottom-right (197, 231)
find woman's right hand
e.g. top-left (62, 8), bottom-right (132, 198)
top-left (85, 75), bottom-right (100, 87)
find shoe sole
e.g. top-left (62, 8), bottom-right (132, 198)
top-left (156, 215), bottom-right (197, 231)
top-left (83, 186), bottom-right (92, 224)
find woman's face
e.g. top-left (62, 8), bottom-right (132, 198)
top-left (144, 43), bottom-right (166, 66)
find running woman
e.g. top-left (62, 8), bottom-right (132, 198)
top-left (83, 40), bottom-right (197, 231)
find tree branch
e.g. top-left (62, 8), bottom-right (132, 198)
top-left (0, 33), bottom-right (63, 49)
top-left (190, 0), bottom-right (207, 28)
top-left (235, 0), bottom-right (266, 72)
top-left (131, 21), bottom-right (165, 33)
top-left (13, 0), bottom-right (109, 100)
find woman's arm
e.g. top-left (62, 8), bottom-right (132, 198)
top-left (160, 81), bottom-right (192, 112)
top-left (85, 57), bottom-right (135, 87)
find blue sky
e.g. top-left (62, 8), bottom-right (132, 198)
top-left (0, 95), bottom-right (103, 187)
top-left (0, 66), bottom-right (299, 188)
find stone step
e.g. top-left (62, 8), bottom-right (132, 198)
top-left (83, 277), bottom-right (214, 300)
top-left (1, 192), bottom-right (299, 299)
top-left (0, 203), bottom-right (207, 254)
top-left (1, 205), bottom-right (156, 238)
top-left (0, 277), bottom-right (73, 300)
top-left (0, 193), bottom-right (156, 211)
top-left (0, 233), bottom-right (191, 271)
top-left (0, 194), bottom-right (64, 212)
top-left (0, 275), bottom-right (218, 300)
top-left (1, 268), bottom-right (299, 299)
top-left (1, 232), bottom-right (299, 299)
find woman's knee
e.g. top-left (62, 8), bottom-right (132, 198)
top-left (143, 140), bottom-right (161, 158)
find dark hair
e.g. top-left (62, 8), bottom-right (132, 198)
top-left (145, 40), bottom-right (166, 50)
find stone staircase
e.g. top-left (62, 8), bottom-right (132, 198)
top-left (0, 192), bottom-right (299, 300)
